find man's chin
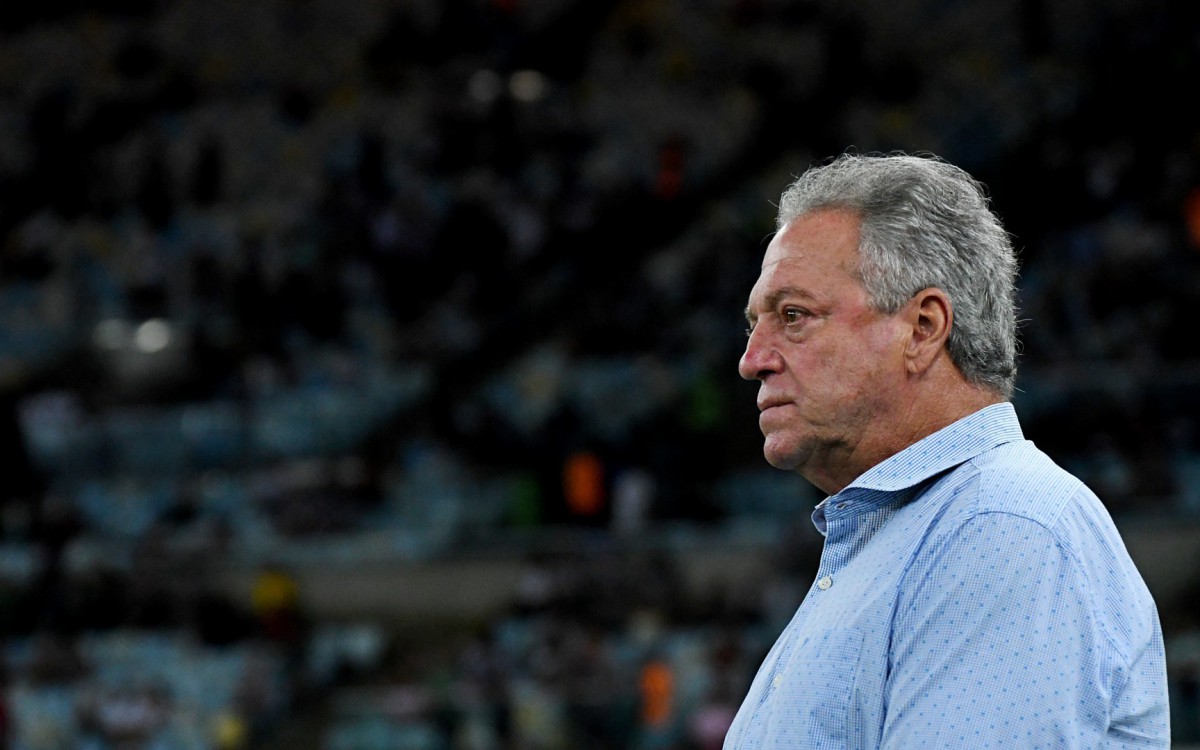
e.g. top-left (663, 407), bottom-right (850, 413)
top-left (762, 437), bottom-right (803, 471)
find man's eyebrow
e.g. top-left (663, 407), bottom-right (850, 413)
top-left (744, 286), bottom-right (817, 322)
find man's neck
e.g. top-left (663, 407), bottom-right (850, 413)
top-left (806, 382), bottom-right (1004, 496)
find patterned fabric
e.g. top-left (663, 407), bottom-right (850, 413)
top-left (724, 403), bottom-right (1169, 749)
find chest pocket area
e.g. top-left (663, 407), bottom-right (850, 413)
top-left (768, 627), bottom-right (866, 747)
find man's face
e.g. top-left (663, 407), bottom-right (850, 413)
top-left (739, 209), bottom-right (910, 489)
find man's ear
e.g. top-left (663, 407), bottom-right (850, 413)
top-left (904, 287), bottom-right (953, 375)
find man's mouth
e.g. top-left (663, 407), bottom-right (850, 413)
top-left (758, 397), bottom-right (792, 412)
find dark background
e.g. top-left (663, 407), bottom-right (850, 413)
top-left (1, 0), bottom-right (1199, 747)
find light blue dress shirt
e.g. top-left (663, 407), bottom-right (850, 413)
top-left (724, 402), bottom-right (1169, 749)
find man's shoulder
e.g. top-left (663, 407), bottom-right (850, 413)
top-left (938, 438), bottom-right (1145, 601)
top-left (955, 438), bottom-right (1095, 527)
top-left (925, 437), bottom-right (1159, 659)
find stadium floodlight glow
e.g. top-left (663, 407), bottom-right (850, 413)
top-left (92, 318), bottom-right (130, 350)
top-left (509, 70), bottom-right (546, 102)
top-left (134, 319), bottom-right (173, 353)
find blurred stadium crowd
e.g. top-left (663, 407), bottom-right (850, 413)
top-left (1, 0), bottom-right (1200, 747)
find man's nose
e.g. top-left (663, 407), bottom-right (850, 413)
top-left (739, 325), bottom-right (780, 381)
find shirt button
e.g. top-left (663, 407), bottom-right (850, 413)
top-left (817, 575), bottom-right (833, 590)
top-left (836, 502), bottom-right (848, 509)
top-left (772, 675), bottom-right (782, 688)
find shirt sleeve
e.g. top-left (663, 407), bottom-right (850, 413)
top-left (880, 510), bottom-right (1166, 749)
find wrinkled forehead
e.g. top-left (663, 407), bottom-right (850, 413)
top-left (760, 208), bottom-right (864, 275)
top-left (745, 211), bottom-right (872, 318)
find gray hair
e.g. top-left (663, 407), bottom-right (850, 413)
top-left (777, 152), bottom-right (1019, 398)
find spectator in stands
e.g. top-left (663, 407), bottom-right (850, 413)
top-left (731, 152), bottom-right (1169, 747)
top-left (636, 652), bottom-right (675, 750)
top-left (250, 564), bottom-right (304, 650)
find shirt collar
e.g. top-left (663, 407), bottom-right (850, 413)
top-left (845, 401), bottom-right (1024, 493)
top-left (812, 402), bottom-right (1024, 532)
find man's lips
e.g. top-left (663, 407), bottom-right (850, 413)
top-left (757, 398), bottom-right (793, 412)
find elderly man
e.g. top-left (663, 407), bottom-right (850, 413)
top-left (728, 153), bottom-right (1169, 748)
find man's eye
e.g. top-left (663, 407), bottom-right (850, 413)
top-left (782, 308), bottom-right (807, 324)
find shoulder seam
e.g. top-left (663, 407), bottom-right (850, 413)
top-left (968, 508), bottom-right (1129, 664)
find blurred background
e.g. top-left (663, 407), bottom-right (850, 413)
top-left (1, 0), bottom-right (1199, 747)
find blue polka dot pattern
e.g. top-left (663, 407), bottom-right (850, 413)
top-left (724, 403), bottom-right (1169, 749)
